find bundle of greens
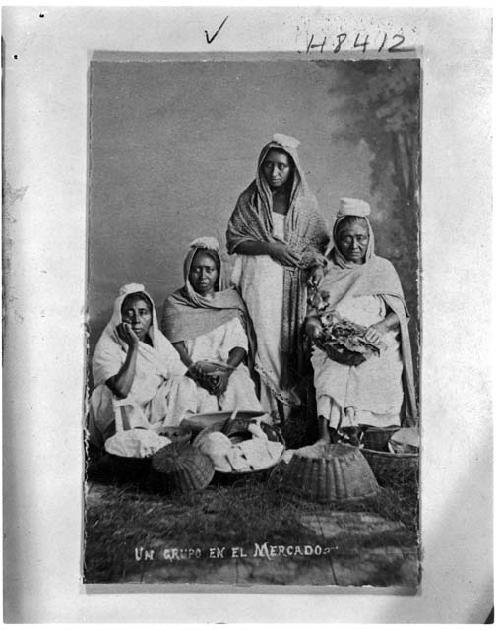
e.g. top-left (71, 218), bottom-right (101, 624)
top-left (308, 289), bottom-right (384, 363)
top-left (315, 312), bottom-right (382, 362)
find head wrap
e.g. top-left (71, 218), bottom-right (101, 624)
top-left (226, 134), bottom-right (328, 266)
top-left (161, 238), bottom-right (252, 346)
top-left (108, 283), bottom-right (158, 346)
top-left (338, 197), bottom-right (371, 218)
top-left (330, 198), bottom-right (375, 268)
top-left (226, 136), bottom-right (329, 391)
top-left (271, 133), bottom-right (300, 151)
top-left (181, 237), bottom-right (222, 303)
top-left (92, 283), bottom-right (184, 388)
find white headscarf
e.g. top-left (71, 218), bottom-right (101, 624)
top-left (93, 283), bottom-right (186, 388)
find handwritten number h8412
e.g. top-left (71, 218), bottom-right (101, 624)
top-left (305, 31), bottom-right (406, 54)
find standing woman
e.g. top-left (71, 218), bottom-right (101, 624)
top-left (226, 134), bottom-right (329, 422)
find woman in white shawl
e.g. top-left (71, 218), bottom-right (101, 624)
top-left (88, 283), bottom-right (198, 447)
top-left (305, 199), bottom-right (417, 443)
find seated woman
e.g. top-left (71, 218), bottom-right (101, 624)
top-left (161, 237), bottom-right (263, 414)
top-left (88, 283), bottom-right (198, 448)
top-left (304, 199), bottom-right (417, 444)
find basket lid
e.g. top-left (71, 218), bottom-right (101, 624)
top-left (292, 442), bottom-right (358, 461)
top-left (152, 442), bottom-right (214, 476)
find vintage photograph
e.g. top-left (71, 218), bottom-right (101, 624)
top-left (83, 54), bottom-right (421, 588)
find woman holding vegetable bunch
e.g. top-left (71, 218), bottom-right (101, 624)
top-left (226, 134), bottom-right (329, 423)
top-left (304, 198), bottom-right (417, 444)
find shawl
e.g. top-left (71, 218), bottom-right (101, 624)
top-left (161, 239), bottom-right (256, 366)
top-left (314, 214), bottom-right (418, 424)
top-left (93, 283), bottom-right (186, 389)
top-left (226, 135), bottom-right (330, 389)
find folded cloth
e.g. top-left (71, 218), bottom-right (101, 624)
top-left (226, 438), bottom-right (284, 472)
top-left (194, 431), bottom-right (233, 470)
top-left (338, 198), bottom-right (371, 218)
top-left (388, 427), bottom-right (419, 453)
top-left (104, 428), bottom-right (171, 458)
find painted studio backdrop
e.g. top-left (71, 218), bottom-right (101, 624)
top-left (87, 57), bottom-right (420, 377)
top-left (85, 55), bottom-right (421, 586)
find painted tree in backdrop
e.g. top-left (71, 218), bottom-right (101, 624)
top-left (322, 58), bottom-right (421, 389)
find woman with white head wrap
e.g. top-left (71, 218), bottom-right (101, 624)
top-left (226, 134), bottom-right (329, 422)
top-left (88, 283), bottom-right (198, 447)
top-left (305, 199), bottom-right (417, 443)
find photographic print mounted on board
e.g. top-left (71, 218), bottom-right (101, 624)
top-left (84, 50), bottom-right (421, 589)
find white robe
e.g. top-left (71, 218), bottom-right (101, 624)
top-left (311, 294), bottom-right (404, 429)
top-left (184, 317), bottom-right (262, 413)
top-left (231, 213), bottom-right (300, 417)
top-left (88, 285), bottom-right (199, 447)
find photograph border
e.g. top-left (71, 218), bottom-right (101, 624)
top-left (2, 5), bottom-right (493, 623)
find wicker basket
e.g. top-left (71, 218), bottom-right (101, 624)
top-left (106, 400), bottom-right (169, 480)
top-left (361, 448), bottom-right (419, 486)
top-left (280, 443), bottom-right (379, 504)
top-left (151, 442), bottom-right (215, 493)
top-left (360, 425), bottom-right (401, 451)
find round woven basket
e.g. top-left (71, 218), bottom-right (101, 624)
top-left (151, 442), bottom-right (215, 493)
top-left (361, 448), bottom-right (419, 486)
top-left (360, 425), bottom-right (401, 451)
top-left (279, 443), bottom-right (379, 504)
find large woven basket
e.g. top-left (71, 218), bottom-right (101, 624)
top-left (361, 448), bottom-right (419, 486)
top-left (279, 443), bottom-right (379, 504)
top-left (151, 442), bottom-right (215, 493)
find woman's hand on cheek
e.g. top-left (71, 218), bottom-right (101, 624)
top-left (116, 323), bottom-right (140, 348)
